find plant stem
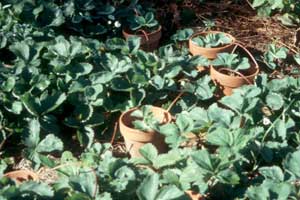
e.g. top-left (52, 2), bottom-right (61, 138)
top-left (110, 122), bottom-right (119, 145)
top-left (245, 0), bottom-right (254, 10)
top-left (262, 99), bottom-right (295, 142)
top-left (167, 91), bottom-right (184, 112)
top-left (231, 44), bottom-right (238, 54)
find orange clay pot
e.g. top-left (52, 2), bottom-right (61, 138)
top-left (189, 31), bottom-right (236, 59)
top-left (4, 170), bottom-right (38, 184)
top-left (119, 106), bottom-right (172, 158)
top-left (185, 190), bottom-right (205, 200)
top-left (122, 26), bottom-right (162, 52)
top-left (210, 43), bottom-right (259, 96)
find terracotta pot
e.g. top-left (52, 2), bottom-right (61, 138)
top-left (210, 44), bottom-right (259, 96)
top-left (185, 190), bottom-right (205, 200)
top-left (189, 31), bottom-right (236, 59)
top-left (122, 26), bottom-right (162, 52)
top-left (4, 170), bottom-right (38, 184)
top-left (119, 106), bottom-right (172, 158)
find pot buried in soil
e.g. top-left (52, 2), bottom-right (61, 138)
top-left (4, 170), bottom-right (39, 184)
top-left (119, 106), bottom-right (171, 158)
top-left (210, 65), bottom-right (259, 96)
top-left (189, 31), bottom-right (236, 59)
top-left (122, 26), bottom-right (162, 52)
top-left (185, 190), bottom-right (205, 200)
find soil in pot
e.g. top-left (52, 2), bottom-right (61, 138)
top-left (4, 170), bottom-right (39, 184)
top-left (119, 106), bottom-right (172, 158)
top-left (122, 26), bottom-right (162, 52)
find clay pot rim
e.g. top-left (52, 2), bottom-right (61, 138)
top-left (122, 25), bottom-right (162, 37)
top-left (4, 169), bottom-right (39, 182)
top-left (119, 106), bottom-right (171, 140)
top-left (189, 31), bottom-right (236, 51)
top-left (210, 65), bottom-right (259, 81)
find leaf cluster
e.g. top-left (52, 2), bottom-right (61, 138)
top-left (191, 33), bottom-right (232, 48)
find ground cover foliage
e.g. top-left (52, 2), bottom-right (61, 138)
top-left (0, 0), bottom-right (300, 200)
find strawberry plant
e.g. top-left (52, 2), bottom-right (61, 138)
top-left (2, 0), bottom-right (140, 37)
top-left (131, 105), bottom-right (160, 132)
top-left (171, 28), bottom-right (194, 43)
top-left (159, 112), bottom-right (195, 148)
top-left (128, 12), bottom-right (159, 33)
top-left (191, 33), bottom-right (233, 48)
top-left (0, 179), bottom-right (54, 199)
top-left (212, 53), bottom-right (251, 72)
top-left (246, 150), bottom-right (300, 200)
top-left (262, 44), bottom-right (300, 77)
top-left (252, 0), bottom-right (300, 26)
top-left (22, 119), bottom-right (63, 168)
top-left (263, 44), bottom-right (288, 70)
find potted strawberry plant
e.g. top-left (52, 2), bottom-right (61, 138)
top-left (210, 45), bottom-right (259, 96)
top-left (189, 31), bottom-right (236, 59)
top-left (123, 11), bottom-right (161, 51)
top-left (119, 105), bottom-right (172, 157)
